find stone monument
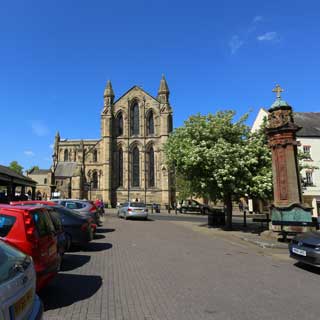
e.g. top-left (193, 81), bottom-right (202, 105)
top-left (266, 85), bottom-right (315, 235)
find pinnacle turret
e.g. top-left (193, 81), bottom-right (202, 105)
top-left (104, 80), bottom-right (115, 99)
top-left (157, 74), bottom-right (170, 103)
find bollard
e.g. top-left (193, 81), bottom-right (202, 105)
top-left (243, 210), bottom-right (247, 228)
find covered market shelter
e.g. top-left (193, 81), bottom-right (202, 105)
top-left (0, 165), bottom-right (37, 203)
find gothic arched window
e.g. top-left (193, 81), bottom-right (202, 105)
top-left (64, 149), bottom-right (69, 161)
top-left (131, 102), bottom-right (139, 135)
top-left (93, 149), bottom-right (98, 162)
top-left (147, 111), bottom-right (154, 135)
top-left (116, 113), bottom-right (123, 137)
top-left (116, 148), bottom-right (123, 187)
top-left (148, 147), bottom-right (155, 187)
top-left (92, 171), bottom-right (98, 189)
top-left (132, 146), bottom-right (140, 187)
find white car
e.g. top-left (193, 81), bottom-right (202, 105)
top-left (0, 241), bottom-right (43, 320)
top-left (118, 202), bottom-right (148, 220)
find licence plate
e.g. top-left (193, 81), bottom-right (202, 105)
top-left (13, 288), bottom-right (33, 318)
top-left (293, 247), bottom-right (307, 256)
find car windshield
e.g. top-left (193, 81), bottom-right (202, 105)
top-left (0, 241), bottom-right (31, 285)
top-left (130, 203), bottom-right (146, 208)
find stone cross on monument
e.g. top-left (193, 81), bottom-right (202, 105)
top-left (266, 85), bottom-right (314, 236)
top-left (272, 84), bottom-right (283, 99)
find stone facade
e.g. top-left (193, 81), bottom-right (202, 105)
top-left (26, 168), bottom-right (52, 199)
top-left (52, 76), bottom-right (175, 207)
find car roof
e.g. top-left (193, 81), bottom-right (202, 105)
top-left (10, 200), bottom-right (57, 206)
top-left (0, 204), bottom-right (46, 212)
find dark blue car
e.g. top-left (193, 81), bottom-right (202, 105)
top-left (46, 206), bottom-right (93, 247)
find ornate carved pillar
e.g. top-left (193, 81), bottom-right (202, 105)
top-left (266, 85), bottom-right (313, 234)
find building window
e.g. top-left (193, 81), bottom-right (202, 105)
top-left (115, 148), bottom-right (123, 187)
top-left (132, 146), bottom-right (140, 187)
top-left (44, 178), bottom-right (47, 184)
top-left (131, 103), bottom-right (139, 135)
top-left (64, 149), bottom-right (69, 161)
top-left (116, 113), bottom-right (123, 137)
top-left (93, 149), bottom-right (98, 162)
top-left (168, 114), bottom-right (173, 133)
top-left (148, 147), bottom-right (155, 187)
top-left (305, 171), bottom-right (313, 186)
top-left (303, 145), bottom-right (311, 159)
top-left (92, 171), bottom-right (98, 189)
top-left (147, 111), bottom-right (154, 135)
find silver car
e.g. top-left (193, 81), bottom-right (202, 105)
top-left (118, 202), bottom-right (148, 220)
top-left (0, 240), bottom-right (43, 320)
top-left (52, 199), bottom-right (102, 226)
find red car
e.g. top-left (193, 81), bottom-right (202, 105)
top-left (0, 204), bottom-right (60, 291)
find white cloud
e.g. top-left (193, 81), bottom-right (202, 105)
top-left (24, 150), bottom-right (35, 157)
top-left (31, 121), bottom-right (49, 137)
top-left (253, 16), bottom-right (263, 23)
top-left (229, 35), bottom-right (244, 54)
top-left (257, 32), bottom-right (278, 41)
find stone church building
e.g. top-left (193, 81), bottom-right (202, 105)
top-left (52, 76), bottom-right (175, 207)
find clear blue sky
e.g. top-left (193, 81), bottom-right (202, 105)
top-left (1, 0), bottom-right (320, 171)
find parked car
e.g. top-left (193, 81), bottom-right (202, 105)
top-left (48, 206), bottom-right (94, 247)
top-left (10, 201), bottom-right (94, 247)
top-left (0, 205), bottom-right (60, 291)
top-left (11, 200), bottom-right (97, 234)
top-left (0, 240), bottom-right (43, 319)
top-left (11, 201), bottom-right (70, 258)
top-left (118, 202), bottom-right (148, 220)
top-left (177, 199), bottom-right (210, 214)
top-left (52, 199), bottom-right (102, 226)
top-left (289, 231), bottom-right (320, 266)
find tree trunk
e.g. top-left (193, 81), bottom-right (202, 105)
top-left (225, 194), bottom-right (233, 230)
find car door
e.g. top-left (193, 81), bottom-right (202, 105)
top-left (31, 209), bottom-right (58, 269)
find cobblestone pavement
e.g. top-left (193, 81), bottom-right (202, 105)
top-left (41, 214), bottom-right (320, 320)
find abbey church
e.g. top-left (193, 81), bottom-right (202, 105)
top-left (52, 76), bottom-right (175, 207)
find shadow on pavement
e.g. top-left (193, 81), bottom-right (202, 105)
top-left (40, 274), bottom-right (102, 311)
top-left (95, 228), bottom-right (115, 233)
top-left (199, 222), bottom-right (264, 235)
top-left (93, 234), bottom-right (106, 240)
top-left (294, 262), bottom-right (320, 275)
top-left (61, 254), bottom-right (91, 272)
top-left (83, 242), bottom-right (113, 252)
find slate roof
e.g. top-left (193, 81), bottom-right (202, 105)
top-left (28, 168), bottom-right (51, 175)
top-left (55, 162), bottom-right (78, 178)
top-left (0, 165), bottom-right (37, 185)
top-left (294, 112), bottom-right (320, 137)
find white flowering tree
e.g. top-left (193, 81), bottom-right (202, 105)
top-left (165, 111), bottom-right (273, 229)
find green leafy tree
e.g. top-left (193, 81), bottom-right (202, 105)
top-left (175, 173), bottom-right (194, 201)
top-left (9, 161), bottom-right (24, 175)
top-left (165, 111), bottom-right (273, 229)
